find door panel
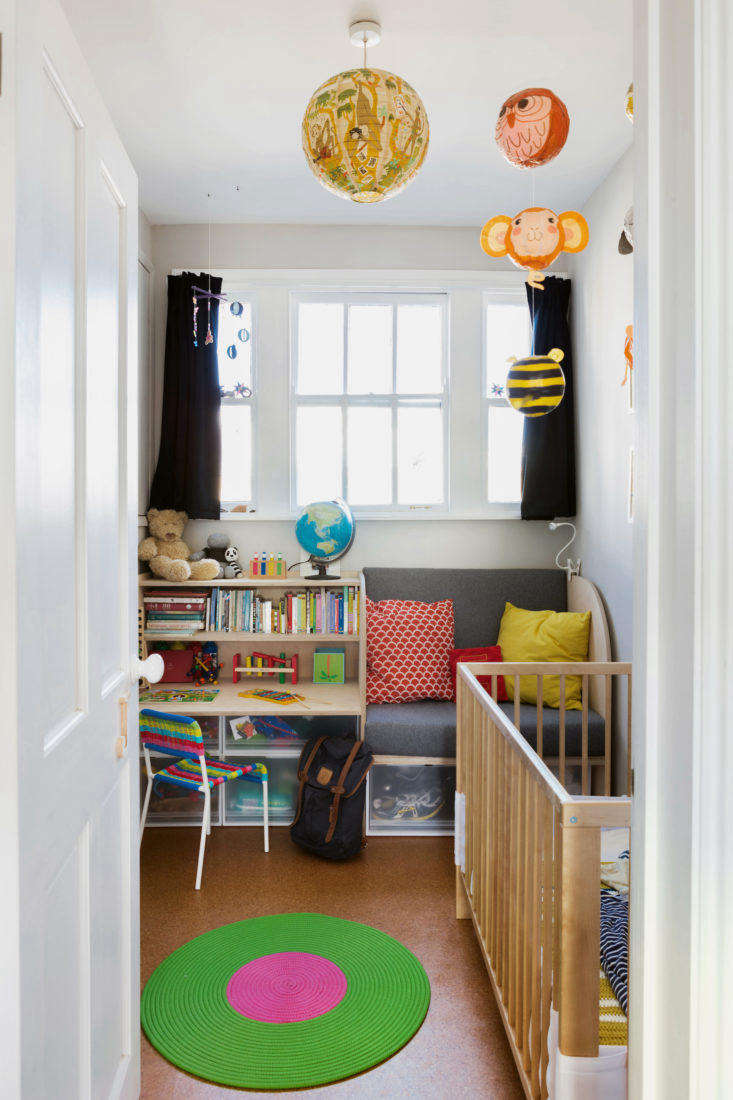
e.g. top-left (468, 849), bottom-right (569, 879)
top-left (87, 163), bottom-right (124, 695)
top-left (15, 1), bottom-right (140, 1096)
top-left (39, 57), bottom-right (85, 748)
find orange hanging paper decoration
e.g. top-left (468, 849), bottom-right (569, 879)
top-left (622, 325), bottom-right (634, 386)
top-left (495, 88), bottom-right (570, 168)
top-left (480, 207), bottom-right (589, 284)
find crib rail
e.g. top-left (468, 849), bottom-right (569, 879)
top-left (455, 664), bottom-right (631, 1100)
top-left (470, 661), bottom-right (632, 796)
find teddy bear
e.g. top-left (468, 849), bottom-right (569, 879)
top-left (190, 533), bottom-right (243, 578)
top-left (138, 509), bottom-right (220, 582)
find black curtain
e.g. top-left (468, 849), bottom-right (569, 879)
top-left (520, 276), bottom-right (576, 519)
top-left (149, 272), bottom-right (222, 519)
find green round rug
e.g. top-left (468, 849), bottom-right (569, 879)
top-left (141, 912), bottom-right (431, 1090)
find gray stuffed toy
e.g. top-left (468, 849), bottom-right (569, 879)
top-left (190, 532), bottom-right (238, 579)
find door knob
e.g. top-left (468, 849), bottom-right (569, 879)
top-left (134, 653), bottom-right (165, 684)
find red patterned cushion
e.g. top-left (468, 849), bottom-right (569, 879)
top-left (448, 645), bottom-right (508, 701)
top-left (366, 598), bottom-right (455, 704)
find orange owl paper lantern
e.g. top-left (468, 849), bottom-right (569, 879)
top-left (495, 88), bottom-right (570, 168)
top-left (480, 207), bottom-right (589, 273)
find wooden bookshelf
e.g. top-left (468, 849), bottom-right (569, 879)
top-left (137, 571), bottom-right (366, 724)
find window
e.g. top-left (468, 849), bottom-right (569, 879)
top-left (291, 293), bottom-right (448, 511)
top-left (484, 298), bottom-right (531, 504)
top-left (217, 293), bottom-right (255, 510)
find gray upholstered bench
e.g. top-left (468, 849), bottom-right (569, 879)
top-left (362, 568), bottom-right (613, 833)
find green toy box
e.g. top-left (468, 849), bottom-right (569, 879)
top-left (312, 647), bottom-right (345, 684)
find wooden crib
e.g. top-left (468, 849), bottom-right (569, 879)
top-left (455, 663), bottom-right (631, 1100)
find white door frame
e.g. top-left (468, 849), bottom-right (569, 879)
top-left (0, 0), bottom-right (22, 1093)
top-left (632, 0), bottom-right (733, 1096)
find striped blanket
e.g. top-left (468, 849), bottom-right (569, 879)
top-left (600, 857), bottom-right (629, 1016)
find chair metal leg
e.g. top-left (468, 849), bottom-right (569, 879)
top-left (139, 776), bottom-right (153, 845)
top-left (195, 788), bottom-right (210, 890)
top-left (262, 779), bottom-right (269, 853)
top-left (206, 795), bottom-right (212, 835)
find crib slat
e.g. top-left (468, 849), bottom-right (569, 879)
top-left (539, 800), bottom-right (554, 1100)
top-left (529, 781), bottom-right (542, 1094)
top-left (536, 676), bottom-right (543, 760)
top-left (604, 674), bottom-right (612, 795)
top-left (581, 675), bottom-right (589, 795)
top-left (627, 671), bottom-right (633, 797)
top-left (558, 676), bottom-right (566, 788)
top-left (521, 768), bottom-right (533, 1069)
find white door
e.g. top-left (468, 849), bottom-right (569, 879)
top-left (9, 0), bottom-right (140, 1095)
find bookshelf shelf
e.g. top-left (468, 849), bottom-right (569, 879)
top-left (139, 680), bottom-right (362, 718)
top-left (139, 573), bottom-right (360, 589)
top-left (143, 631), bottom-right (359, 643)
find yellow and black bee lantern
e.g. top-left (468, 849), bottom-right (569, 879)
top-left (506, 347), bottom-right (566, 417)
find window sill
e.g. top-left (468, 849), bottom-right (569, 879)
top-left (216, 507), bottom-right (522, 522)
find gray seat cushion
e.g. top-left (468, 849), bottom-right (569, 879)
top-left (365, 702), bottom-right (458, 757)
top-left (365, 701), bottom-right (605, 759)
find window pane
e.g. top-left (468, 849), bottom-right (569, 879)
top-left (396, 304), bottom-right (442, 394)
top-left (217, 297), bottom-right (252, 392)
top-left (297, 303), bottom-right (343, 394)
top-left (220, 405), bottom-right (251, 502)
top-left (347, 304), bottom-right (392, 394)
top-left (296, 406), bottom-right (343, 505)
top-left (485, 303), bottom-right (530, 392)
top-left (487, 405), bottom-right (523, 502)
top-left (347, 407), bottom-right (392, 505)
top-left (397, 407), bottom-right (443, 504)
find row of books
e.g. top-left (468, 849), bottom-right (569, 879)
top-left (144, 587), bottom-right (360, 636)
top-left (143, 590), bottom-right (208, 633)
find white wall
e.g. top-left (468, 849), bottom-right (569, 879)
top-left (570, 148), bottom-right (633, 788)
top-left (571, 150), bottom-right (634, 658)
top-left (146, 223), bottom-right (561, 572)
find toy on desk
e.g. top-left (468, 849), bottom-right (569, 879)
top-left (192, 533), bottom-right (243, 579)
top-left (237, 688), bottom-right (309, 706)
top-left (249, 551), bottom-right (286, 578)
top-left (139, 687), bottom-right (220, 703)
top-left (232, 651), bottom-right (299, 686)
top-left (190, 642), bottom-right (220, 685)
top-left (313, 647), bottom-right (345, 684)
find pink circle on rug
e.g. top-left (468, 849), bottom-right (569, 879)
top-left (226, 952), bottom-right (348, 1023)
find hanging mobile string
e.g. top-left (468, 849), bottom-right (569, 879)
top-left (530, 172), bottom-right (536, 355)
top-left (205, 193), bottom-right (213, 345)
top-left (363, 31), bottom-right (367, 70)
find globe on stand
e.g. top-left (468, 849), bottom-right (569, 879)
top-left (295, 499), bottom-right (355, 579)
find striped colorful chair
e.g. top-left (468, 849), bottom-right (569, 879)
top-left (139, 709), bottom-right (269, 889)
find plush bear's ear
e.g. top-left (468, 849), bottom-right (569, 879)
top-left (148, 508), bottom-right (159, 519)
top-left (177, 511), bottom-right (188, 524)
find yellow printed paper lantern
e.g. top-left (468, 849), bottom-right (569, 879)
top-left (302, 68), bottom-right (429, 203)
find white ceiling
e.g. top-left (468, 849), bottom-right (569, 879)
top-left (61, 0), bottom-right (633, 226)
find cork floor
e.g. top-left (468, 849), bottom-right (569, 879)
top-left (140, 827), bottom-right (523, 1099)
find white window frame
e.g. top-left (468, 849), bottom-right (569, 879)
top-left (289, 289), bottom-right (450, 516)
top-left (482, 287), bottom-right (533, 508)
top-left (217, 286), bottom-right (258, 514)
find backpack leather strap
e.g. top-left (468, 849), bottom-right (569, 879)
top-left (291, 736), bottom-right (328, 828)
top-left (325, 740), bottom-right (362, 844)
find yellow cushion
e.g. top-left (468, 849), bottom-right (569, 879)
top-left (497, 602), bottom-right (591, 709)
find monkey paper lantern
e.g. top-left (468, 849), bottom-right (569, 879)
top-left (302, 68), bottom-right (429, 203)
top-left (495, 88), bottom-right (570, 168)
top-left (480, 207), bottom-right (589, 273)
top-left (506, 348), bottom-right (566, 418)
